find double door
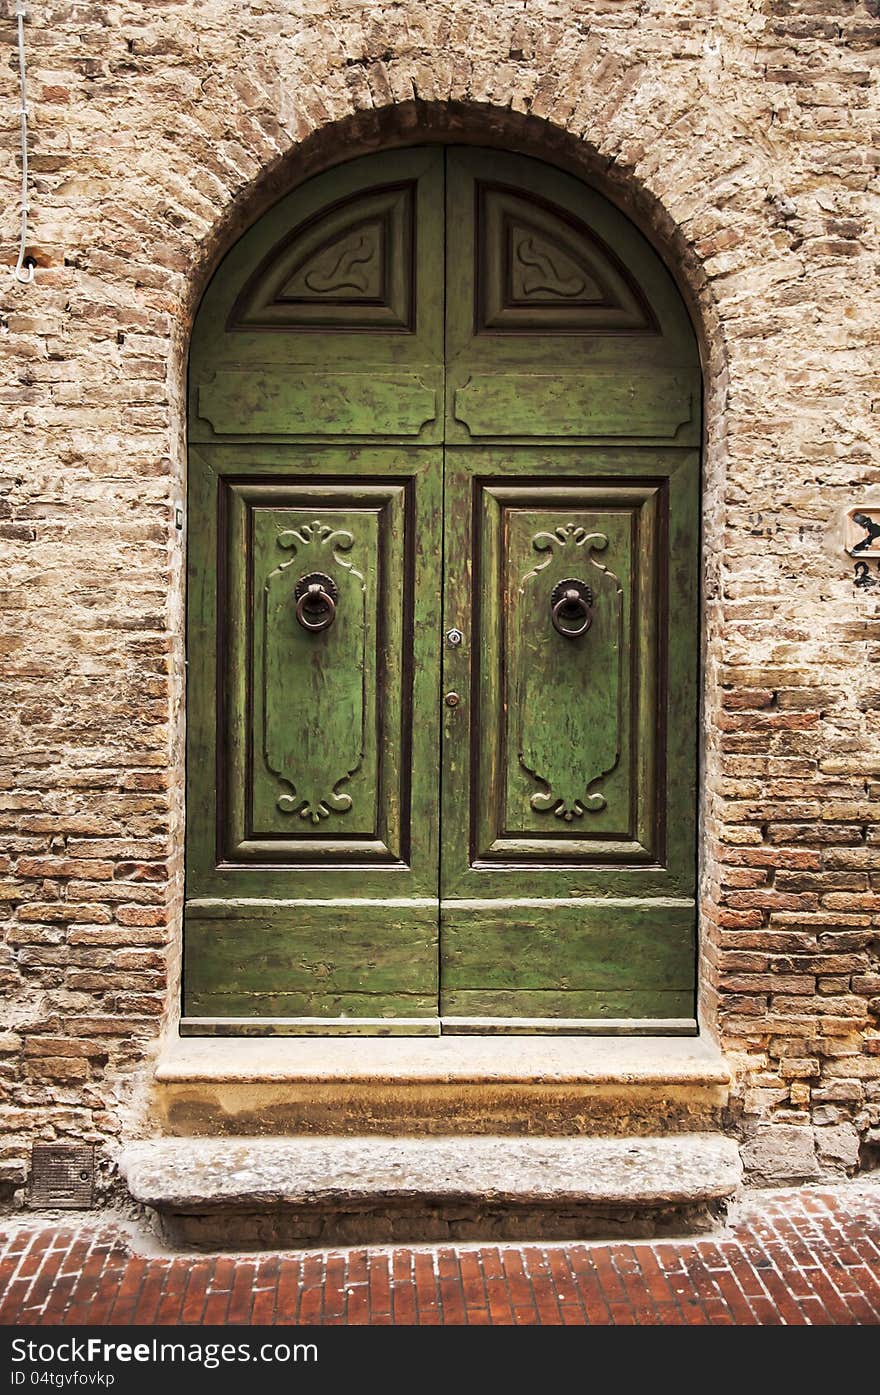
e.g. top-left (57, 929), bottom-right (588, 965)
top-left (184, 146), bottom-right (701, 1034)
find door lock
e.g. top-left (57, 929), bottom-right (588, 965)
top-left (446, 628), bottom-right (463, 648)
top-left (444, 691), bottom-right (461, 708)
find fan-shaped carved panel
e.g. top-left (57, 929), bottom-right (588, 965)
top-left (477, 183), bottom-right (656, 334)
top-left (230, 183), bottom-right (416, 331)
top-left (510, 225), bottom-right (605, 303)
top-left (281, 221), bottom-right (385, 301)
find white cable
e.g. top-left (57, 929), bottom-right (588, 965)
top-left (13, 0), bottom-right (35, 284)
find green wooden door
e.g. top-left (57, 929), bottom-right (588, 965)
top-left (184, 149), bottom-right (446, 1033)
top-left (184, 146), bottom-right (701, 1036)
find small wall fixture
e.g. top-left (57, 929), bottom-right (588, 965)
top-left (12, 1), bottom-right (35, 285)
top-left (28, 1143), bottom-right (96, 1208)
top-left (845, 508), bottom-right (880, 559)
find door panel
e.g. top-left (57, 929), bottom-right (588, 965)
top-left (188, 147), bottom-right (445, 449)
top-left (479, 482), bottom-right (653, 853)
top-left (440, 447), bottom-right (699, 896)
top-left (473, 180), bottom-right (656, 335)
top-left (184, 902), bottom-right (440, 1031)
top-left (230, 180), bottom-right (417, 332)
top-left (438, 445), bottom-right (698, 1025)
top-left (183, 444), bottom-right (442, 1030)
top-left (440, 897), bottom-right (697, 1028)
top-left (452, 372), bottom-right (694, 440)
top-left (437, 148), bottom-right (700, 1032)
top-left (444, 148), bottom-right (701, 449)
top-left (225, 480), bottom-right (409, 857)
top-left (198, 370), bottom-right (439, 439)
top-left (185, 147), bottom-right (446, 1033)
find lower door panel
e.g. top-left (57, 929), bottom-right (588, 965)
top-left (182, 901), bottom-right (439, 1033)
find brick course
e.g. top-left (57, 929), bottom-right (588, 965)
top-left (1, 1185), bottom-right (878, 1324)
top-left (1, 0), bottom-right (880, 1198)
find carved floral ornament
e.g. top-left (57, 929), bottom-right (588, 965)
top-left (263, 521), bottom-right (367, 823)
top-left (517, 523), bottom-right (624, 821)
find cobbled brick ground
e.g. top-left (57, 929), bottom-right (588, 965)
top-left (1, 1184), bottom-right (878, 1326)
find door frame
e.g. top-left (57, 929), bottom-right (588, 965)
top-left (175, 111), bottom-right (715, 1041)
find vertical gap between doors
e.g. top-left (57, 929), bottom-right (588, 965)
top-left (437, 145), bottom-right (449, 1025)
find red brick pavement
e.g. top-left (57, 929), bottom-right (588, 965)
top-left (0, 1184), bottom-right (878, 1326)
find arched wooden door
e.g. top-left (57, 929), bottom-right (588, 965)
top-left (184, 146), bottom-right (701, 1036)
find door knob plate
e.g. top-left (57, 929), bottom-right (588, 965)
top-left (293, 571), bottom-right (339, 632)
top-left (550, 577), bottom-right (594, 638)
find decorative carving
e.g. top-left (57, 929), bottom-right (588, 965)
top-left (512, 229), bottom-right (603, 302)
top-left (516, 523), bottom-right (624, 820)
top-left (230, 183), bottom-right (415, 331)
top-left (282, 223), bottom-right (383, 300)
top-left (263, 520), bottom-right (366, 822)
top-left (477, 183), bottom-right (656, 333)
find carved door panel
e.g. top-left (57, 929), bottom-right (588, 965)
top-left (438, 150), bottom-right (701, 1032)
top-left (444, 149), bottom-right (701, 449)
top-left (439, 451), bottom-right (699, 1028)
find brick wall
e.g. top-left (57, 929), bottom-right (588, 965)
top-left (1, 0), bottom-right (879, 1201)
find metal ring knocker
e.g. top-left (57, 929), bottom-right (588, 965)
top-left (294, 572), bottom-right (338, 633)
top-left (550, 578), bottom-right (594, 639)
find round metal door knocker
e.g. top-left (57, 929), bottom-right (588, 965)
top-left (550, 578), bottom-right (594, 639)
top-left (294, 572), bottom-right (339, 632)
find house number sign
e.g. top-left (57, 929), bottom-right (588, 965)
top-left (845, 508), bottom-right (880, 589)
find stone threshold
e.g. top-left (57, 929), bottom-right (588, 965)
top-left (119, 1133), bottom-right (743, 1249)
top-left (150, 1033), bottom-right (732, 1137)
top-left (155, 1031), bottom-right (731, 1086)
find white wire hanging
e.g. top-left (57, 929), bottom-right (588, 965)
top-left (13, 0), bottom-right (35, 285)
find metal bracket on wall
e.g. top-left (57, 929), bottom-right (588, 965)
top-left (12, 1), bottom-right (35, 285)
top-left (844, 507), bottom-right (880, 588)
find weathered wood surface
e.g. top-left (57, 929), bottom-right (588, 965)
top-left (441, 991), bottom-right (696, 1020)
top-left (184, 902), bottom-right (438, 1021)
top-left (199, 370), bottom-right (438, 438)
top-left (186, 146), bottom-right (702, 1031)
top-left (454, 373), bottom-right (692, 439)
top-left (512, 519), bottom-right (626, 825)
top-left (261, 515), bottom-right (370, 825)
top-left (439, 899), bottom-right (696, 990)
top-left (441, 451), bottom-right (697, 902)
top-left (187, 453), bottom-right (441, 883)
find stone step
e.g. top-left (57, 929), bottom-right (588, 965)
top-left (151, 1034), bottom-right (732, 1137)
top-left (119, 1132), bottom-right (742, 1249)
